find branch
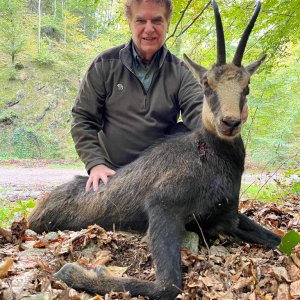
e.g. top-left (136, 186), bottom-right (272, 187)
top-left (167, 1), bottom-right (211, 45)
top-left (166, 0), bottom-right (194, 42)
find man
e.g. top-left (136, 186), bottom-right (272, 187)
top-left (71, 0), bottom-right (247, 192)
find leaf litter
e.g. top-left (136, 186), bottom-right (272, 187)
top-left (0, 197), bottom-right (299, 300)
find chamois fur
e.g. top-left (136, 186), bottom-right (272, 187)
top-left (28, 1), bottom-right (281, 298)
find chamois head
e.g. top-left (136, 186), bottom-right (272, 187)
top-left (184, 0), bottom-right (265, 140)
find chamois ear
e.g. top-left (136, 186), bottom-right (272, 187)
top-left (245, 54), bottom-right (267, 75)
top-left (183, 54), bottom-right (207, 82)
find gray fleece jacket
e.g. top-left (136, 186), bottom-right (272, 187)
top-left (71, 41), bottom-right (203, 172)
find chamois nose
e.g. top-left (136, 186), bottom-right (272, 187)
top-left (221, 118), bottom-right (241, 129)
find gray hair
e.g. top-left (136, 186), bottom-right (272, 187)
top-left (124, 0), bottom-right (173, 22)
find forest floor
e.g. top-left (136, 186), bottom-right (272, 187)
top-left (0, 160), bottom-right (299, 299)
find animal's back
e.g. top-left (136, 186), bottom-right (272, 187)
top-left (28, 129), bottom-right (244, 233)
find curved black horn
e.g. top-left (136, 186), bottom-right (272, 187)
top-left (211, 0), bottom-right (226, 65)
top-left (233, 1), bottom-right (262, 67)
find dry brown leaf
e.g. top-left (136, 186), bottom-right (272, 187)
top-left (248, 292), bottom-right (256, 300)
top-left (77, 257), bottom-right (90, 267)
top-left (106, 265), bottom-right (128, 277)
top-left (273, 228), bottom-right (286, 237)
top-left (89, 296), bottom-right (104, 300)
top-left (11, 218), bottom-right (28, 242)
top-left (231, 270), bottom-right (243, 283)
top-left (92, 250), bottom-right (112, 267)
top-left (33, 240), bottom-right (48, 248)
top-left (0, 227), bottom-right (13, 242)
top-left (290, 280), bottom-right (300, 298)
top-left (36, 259), bottom-right (53, 273)
top-left (200, 276), bottom-right (223, 291)
top-left (249, 260), bottom-right (258, 284)
top-left (287, 262), bottom-right (300, 281)
top-left (0, 258), bottom-right (14, 278)
top-left (233, 277), bottom-right (255, 291)
top-left (272, 267), bottom-right (291, 283)
top-left (291, 253), bottom-right (300, 269)
top-left (276, 283), bottom-right (291, 300)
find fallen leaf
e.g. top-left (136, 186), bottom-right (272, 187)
top-left (290, 253), bottom-right (300, 268)
top-left (106, 265), bottom-right (128, 277)
top-left (277, 283), bottom-right (291, 300)
top-left (0, 258), bottom-right (14, 278)
top-left (272, 267), bottom-right (291, 283)
top-left (279, 230), bottom-right (300, 256)
top-left (36, 259), bottom-right (53, 273)
top-left (0, 228), bottom-right (13, 242)
top-left (274, 228), bottom-right (286, 237)
top-left (92, 250), bottom-right (112, 267)
top-left (287, 260), bottom-right (300, 281)
top-left (233, 277), bottom-right (255, 291)
top-left (11, 218), bottom-right (28, 243)
top-left (33, 241), bottom-right (48, 248)
top-left (290, 280), bottom-right (300, 298)
top-left (263, 294), bottom-right (273, 300)
top-left (78, 257), bottom-right (89, 267)
top-left (90, 296), bottom-right (104, 300)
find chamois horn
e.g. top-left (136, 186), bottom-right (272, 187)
top-left (211, 0), bottom-right (226, 65)
top-left (233, 1), bottom-right (262, 66)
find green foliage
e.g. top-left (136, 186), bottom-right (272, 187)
top-left (9, 127), bottom-right (62, 159)
top-left (0, 199), bottom-right (36, 228)
top-left (34, 43), bottom-right (56, 66)
top-left (0, 109), bottom-right (18, 125)
top-left (0, 0), bottom-right (26, 65)
top-left (241, 171), bottom-right (299, 203)
top-left (7, 67), bottom-right (19, 81)
top-left (279, 230), bottom-right (300, 256)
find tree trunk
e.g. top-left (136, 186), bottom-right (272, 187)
top-left (54, 0), bottom-right (57, 17)
top-left (38, 0), bottom-right (41, 53)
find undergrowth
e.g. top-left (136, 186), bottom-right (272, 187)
top-left (0, 199), bottom-right (36, 228)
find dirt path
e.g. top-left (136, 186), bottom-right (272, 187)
top-left (0, 166), bottom-right (86, 202)
top-left (0, 167), bottom-right (86, 187)
top-left (0, 164), bottom-right (285, 202)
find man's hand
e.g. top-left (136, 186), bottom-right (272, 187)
top-left (241, 102), bottom-right (249, 124)
top-left (86, 164), bottom-right (116, 192)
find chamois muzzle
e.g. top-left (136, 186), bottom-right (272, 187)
top-left (220, 117), bottom-right (242, 137)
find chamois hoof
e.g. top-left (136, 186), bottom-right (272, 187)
top-left (54, 263), bottom-right (81, 283)
top-left (54, 263), bottom-right (98, 290)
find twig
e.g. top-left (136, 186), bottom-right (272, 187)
top-left (166, 0), bottom-right (194, 42)
top-left (241, 153), bottom-right (299, 198)
top-left (167, 1), bottom-right (211, 46)
top-left (193, 213), bottom-right (210, 256)
top-left (253, 153), bottom-right (299, 200)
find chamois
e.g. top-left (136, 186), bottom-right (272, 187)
top-left (28, 1), bottom-right (281, 298)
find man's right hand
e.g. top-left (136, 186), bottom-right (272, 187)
top-left (86, 164), bottom-right (116, 192)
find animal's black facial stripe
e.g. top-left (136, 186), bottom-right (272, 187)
top-left (207, 92), bottom-right (220, 114)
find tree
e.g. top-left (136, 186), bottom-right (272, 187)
top-left (0, 0), bottom-right (26, 65)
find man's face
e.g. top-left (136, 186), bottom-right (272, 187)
top-left (129, 1), bottom-right (169, 61)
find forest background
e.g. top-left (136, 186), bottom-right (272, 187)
top-left (0, 0), bottom-right (299, 172)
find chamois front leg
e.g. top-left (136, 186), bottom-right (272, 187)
top-left (54, 205), bottom-right (184, 299)
top-left (230, 213), bottom-right (281, 249)
top-left (146, 206), bottom-right (184, 298)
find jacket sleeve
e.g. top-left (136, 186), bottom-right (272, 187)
top-left (178, 63), bottom-right (203, 130)
top-left (71, 58), bottom-right (108, 173)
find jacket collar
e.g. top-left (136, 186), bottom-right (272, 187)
top-left (120, 39), bottom-right (169, 71)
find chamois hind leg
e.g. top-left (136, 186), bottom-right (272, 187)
top-left (54, 206), bottom-right (184, 299)
top-left (230, 213), bottom-right (281, 249)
